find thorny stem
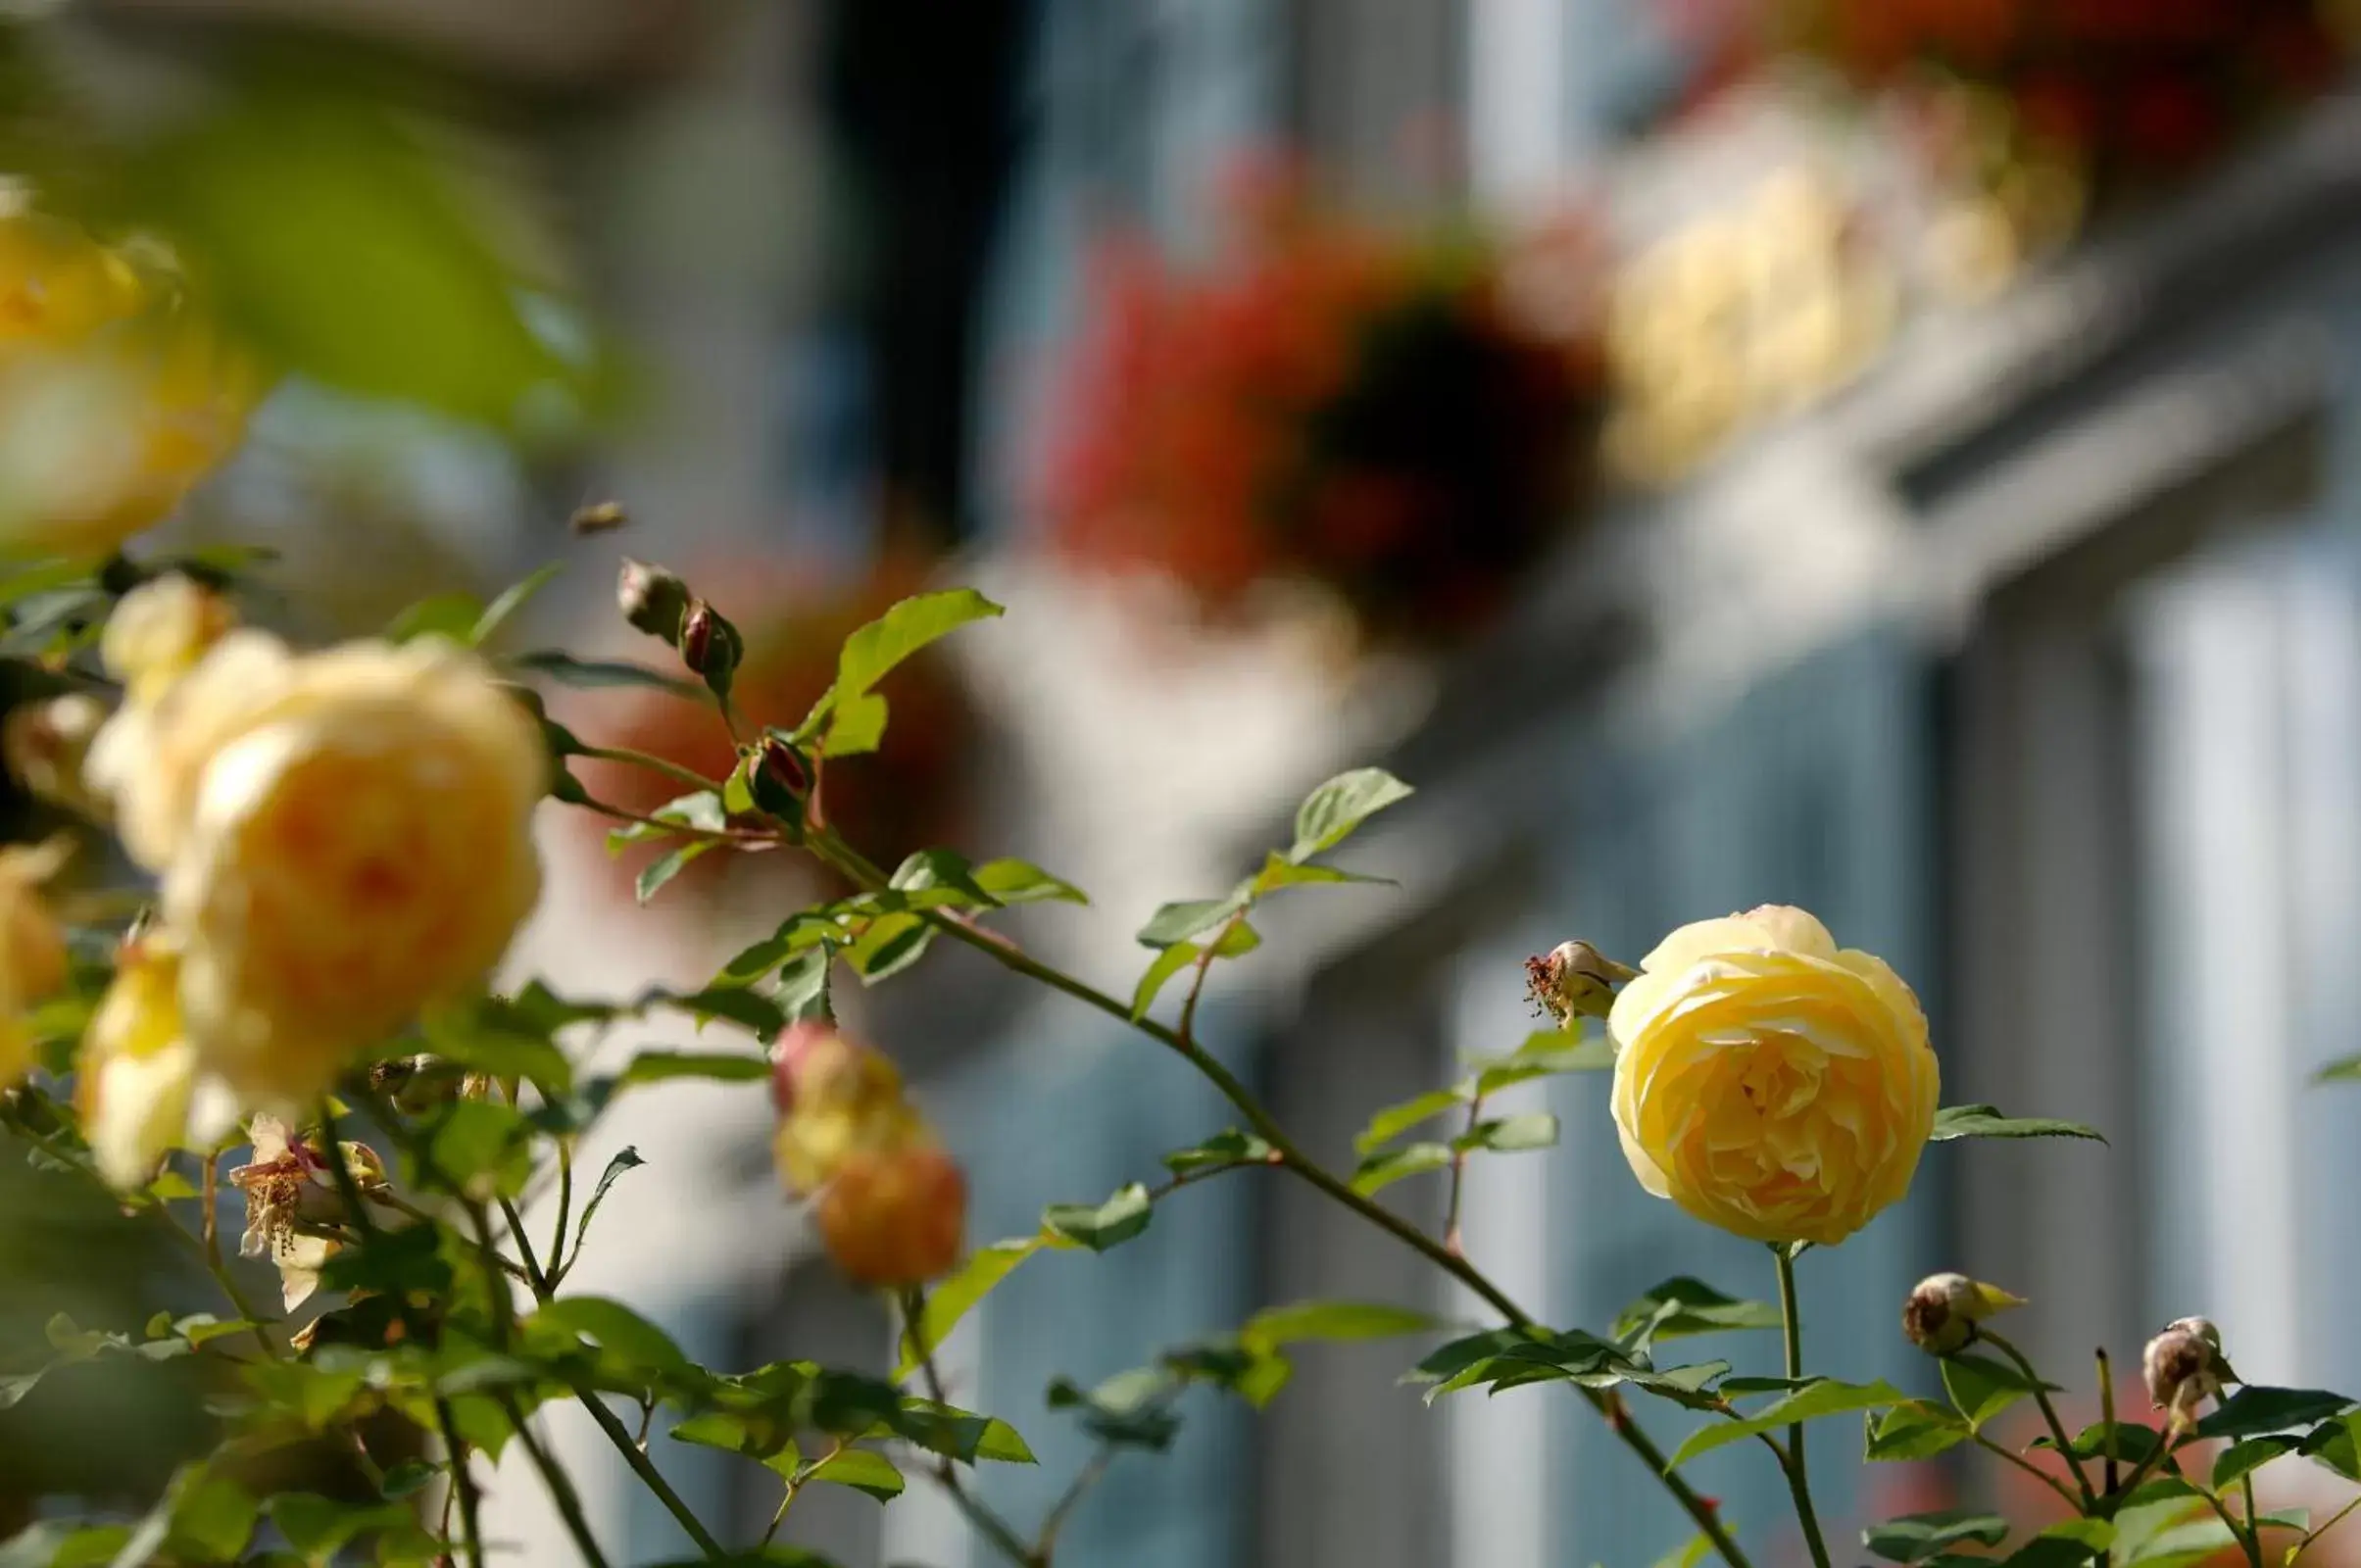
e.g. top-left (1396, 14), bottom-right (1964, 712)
top-left (1774, 1247), bottom-right (1834, 1568)
top-left (550, 1138), bottom-right (575, 1283)
top-left (804, 826), bottom-right (1755, 1568)
top-left (1443, 1091), bottom-right (1484, 1258)
top-left (901, 1287), bottom-right (1040, 1568)
top-left (432, 1396), bottom-right (486, 1568)
top-left (2294, 1490), bottom-right (2361, 1562)
top-left (353, 1084), bottom-right (729, 1562)
top-left (1035, 1446), bottom-right (1117, 1562)
top-left (575, 745), bottom-right (713, 791)
top-left (1984, 1330), bottom-right (2092, 1505)
top-left (1969, 1432), bottom-right (2085, 1510)
top-left (505, 1396), bottom-right (615, 1568)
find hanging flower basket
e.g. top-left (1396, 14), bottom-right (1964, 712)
top-left (1038, 169), bottom-right (1608, 651)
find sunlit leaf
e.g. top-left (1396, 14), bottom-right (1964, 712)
top-left (1930, 1105), bottom-right (2104, 1143)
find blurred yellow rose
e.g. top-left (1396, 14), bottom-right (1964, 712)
top-left (815, 1141), bottom-right (967, 1288)
top-left (0, 306), bottom-right (265, 560)
top-left (1609, 906), bottom-right (1938, 1247)
top-left (0, 211), bottom-right (143, 349)
top-left (0, 836), bottom-right (70, 1085)
top-left (772, 1024), bottom-right (928, 1198)
top-left (101, 573), bottom-right (240, 705)
top-left (0, 210), bottom-right (265, 561)
top-left (89, 635), bottom-right (545, 1102)
top-left (76, 930), bottom-right (237, 1190)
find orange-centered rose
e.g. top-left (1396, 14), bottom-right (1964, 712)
top-left (1608, 906), bottom-right (1937, 1247)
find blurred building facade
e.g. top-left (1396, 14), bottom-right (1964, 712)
top-left (817, 5), bottom-right (2361, 1568)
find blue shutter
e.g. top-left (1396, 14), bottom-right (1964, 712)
top-left (939, 1008), bottom-right (1260, 1568)
top-left (1549, 626), bottom-right (1942, 1568)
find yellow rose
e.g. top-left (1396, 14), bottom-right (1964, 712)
top-left (1608, 906), bottom-right (1937, 1247)
top-left (0, 836), bottom-right (70, 1084)
top-left (101, 573), bottom-right (240, 706)
top-left (99, 636), bottom-right (545, 1102)
top-left (76, 930), bottom-right (237, 1190)
top-left (4, 692), bottom-right (109, 817)
top-left (0, 210), bottom-right (144, 349)
top-left (771, 1025), bottom-right (927, 1198)
top-left (0, 297), bottom-right (264, 561)
top-left (85, 627), bottom-right (294, 872)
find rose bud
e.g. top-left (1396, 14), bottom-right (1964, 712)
top-left (768, 1019), bottom-right (837, 1118)
top-left (2144, 1318), bottom-right (2232, 1431)
top-left (1526, 939), bottom-right (1637, 1023)
top-left (772, 1028), bottom-right (918, 1197)
top-left (814, 1142), bottom-right (967, 1288)
top-left (749, 733), bottom-right (809, 819)
top-left (1903, 1272), bottom-right (2026, 1355)
top-left (678, 599), bottom-right (743, 688)
top-left (617, 558), bottom-right (690, 640)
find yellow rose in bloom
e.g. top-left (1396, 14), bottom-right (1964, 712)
top-left (84, 635), bottom-right (545, 1102)
top-left (75, 930), bottom-right (238, 1190)
top-left (1609, 906), bottom-right (1938, 1247)
top-left (814, 1142), bottom-right (967, 1287)
top-left (0, 836), bottom-right (70, 1085)
top-left (153, 637), bottom-right (546, 1102)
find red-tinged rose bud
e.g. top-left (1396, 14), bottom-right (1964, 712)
top-left (617, 558), bottom-right (690, 639)
top-left (815, 1143), bottom-right (966, 1287)
top-left (769, 1020), bottom-right (837, 1118)
top-left (761, 734), bottom-right (808, 797)
top-left (681, 600), bottom-right (713, 667)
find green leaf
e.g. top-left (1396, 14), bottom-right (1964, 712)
top-left (1648, 1535), bottom-right (1717, 1568)
top-left (1863, 1510), bottom-right (2010, 1564)
top-left (419, 1006), bottom-right (572, 1095)
top-left (511, 650), bottom-right (703, 697)
top-left (1455, 1113), bottom-right (1558, 1153)
top-left (895, 1238), bottom-right (1047, 1380)
top-left (808, 1446), bottom-right (904, 1502)
top-left (808, 590), bottom-right (1004, 757)
top-left (2298, 1411), bottom-right (2361, 1479)
top-left (570, 1147), bottom-right (646, 1259)
top-left (423, 1099), bottom-right (534, 1200)
top-left (1611, 1279), bottom-right (1785, 1353)
top-left (1468, 1031), bottom-right (1616, 1095)
top-left (1351, 1142), bottom-right (1453, 1196)
top-left (1137, 897), bottom-right (1247, 950)
top-left (1043, 1184), bottom-right (1153, 1252)
top-left (1930, 1104), bottom-right (2105, 1143)
top-left (843, 911), bottom-right (935, 983)
top-left (1131, 942), bottom-right (1205, 1020)
top-left (638, 842), bottom-right (713, 903)
top-left (133, 75), bottom-right (571, 426)
top-left (2122, 1517), bottom-right (2238, 1568)
top-left (2031, 1421), bottom-right (2161, 1464)
top-left (2197, 1387), bottom-right (2353, 1440)
top-left (472, 565), bottom-right (562, 647)
top-left (1162, 1130), bottom-right (1275, 1176)
top-left (377, 1460), bottom-right (437, 1499)
top-left (387, 592), bottom-right (484, 644)
top-left (1941, 1352), bottom-right (2042, 1429)
top-left (614, 1051), bottom-right (772, 1089)
top-left (1288, 767), bottom-right (1415, 862)
top-left (659, 986), bottom-right (789, 1037)
top-left (971, 858), bottom-right (1090, 906)
top-left (168, 1472), bottom-right (259, 1562)
top-left (1355, 1089), bottom-right (1467, 1156)
top-left (1865, 1401), bottom-right (1972, 1461)
top-left (528, 1298), bottom-right (700, 1391)
top-left (1046, 1369), bottom-right (1183, 1451)
top-left (609, 790), bottom-right (726, 850)
top-left (1250, 851), bottom-right (1394, 895)
top-left (894, 1398), bottom-right (1038, 1466)
top-left (2212, 1436), bottom-right (2294, 1489)
top-left (1667, 1379), bottom-right (1908, 1469)
top-left (1243, 1301), bottom-right (1439, 1348)
top-left (889, 850), bottom-right (1003, 908)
